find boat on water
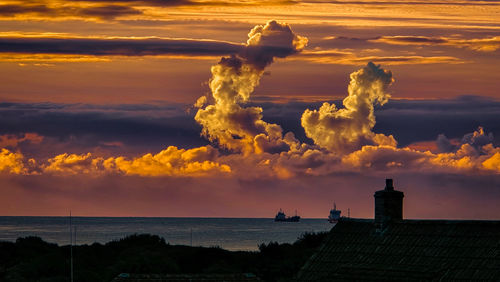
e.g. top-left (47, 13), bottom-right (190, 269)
top-left (328, 203), bottom-right (341, 223)
top-left (274, 209), bottom-right (300, 222)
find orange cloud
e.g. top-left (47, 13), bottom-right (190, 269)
top-left (0, 148), bottom-right (25, 174)
top-left (301, 62), bottom-right (396, 154)
top-left (194, 20), bottom-right (306, 154)
top-left (0, 54), bottom-right (111, 63)
top-left (44, 153), bottom-right (102, 174)
top-left (372, 36), bottom-right (500, 52)
top-left (483, 152), bottom-right (500, 171)
top-left (407, 140), bottom-right (439, 153)
top-left (0, 18), bottom-right (498, 180)
top-left (42, 146), bottom-right (231, 177)
top-left (340, 128), bottom-right (500, 174)
top-left (292, 50), bottom-right (464, 65)
top-left (0, 132), bottom-right (44, 148)
top-left (104, 146), bottom-right (231, 176)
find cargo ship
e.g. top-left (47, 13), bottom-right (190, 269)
top-left (274, 209), bottom-right (300, 222)
top-left (328, 203), bottom-right (341, 223)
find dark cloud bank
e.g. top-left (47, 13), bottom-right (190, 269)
top-left (0, 102), bottom-right (208, 157)
top-left (0, 3), bottom-right (143, 19)
top-left (0, 37), bottom-right (242, 56)
top-left (0, 95), bottom-right (498, 158)
top-left (254, 95), bottom-right (500, 147)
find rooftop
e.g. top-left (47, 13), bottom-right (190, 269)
top-left (296, 218), bottom-right (500, 281)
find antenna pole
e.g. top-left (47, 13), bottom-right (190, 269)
top-left (190, 228), bottom-right (193, 247)
top-left (70, 211), bottom-right (73, 282)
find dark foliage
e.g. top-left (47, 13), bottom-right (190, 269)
top-left (0, 232), bottom-right (328, 282)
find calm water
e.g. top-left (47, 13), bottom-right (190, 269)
top-left (0, 217), bottom-right (332, 251)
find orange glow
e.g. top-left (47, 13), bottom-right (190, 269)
top-left (0, 0), bottom-right (499, 218)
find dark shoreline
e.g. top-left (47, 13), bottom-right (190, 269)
top-left (0, 231), bottom-right (328, 282)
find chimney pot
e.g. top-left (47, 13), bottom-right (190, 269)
top-left (385, 179), bottom-right (394, 191)
top-left (374, 179), bottom-right (404, 229)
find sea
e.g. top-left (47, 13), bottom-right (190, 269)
top-left (0, 217), bottom-right (332, 251)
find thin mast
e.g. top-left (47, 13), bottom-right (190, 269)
top-left (70, 211), bottom-right (73, 282)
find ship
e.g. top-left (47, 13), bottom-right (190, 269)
top-left (328, 203), bottom-right (341, 223)
top-left (274, 209), bottom-right (300, 222)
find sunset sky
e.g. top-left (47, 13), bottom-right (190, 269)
top-left (0, 0), bottom-right (499, 219)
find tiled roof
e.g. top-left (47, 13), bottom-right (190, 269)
top-left (296, 218), bottom-right (500, 281)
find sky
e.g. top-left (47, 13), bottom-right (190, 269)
top-left (0, 0), bottom-right (499, 219)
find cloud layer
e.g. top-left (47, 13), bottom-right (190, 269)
top-left (0, 21), bottom-right (499, 180)
top-left (372, 35), bottom-right (500, 52)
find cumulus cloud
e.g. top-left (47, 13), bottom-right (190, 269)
top-left (3, 60), bottom-right (499, 178)
top-left (340, 127), bottom-right (500, 174)
top-left (301, 62), bottom-right (396, 154)
top-left (244, 20), bottom-right (307, 69)
top-left (461, 126), bottom-right (494, 150)
top-left (42, 145), bottom-right (230, 176)
top-left (436, 134), bottom-right (454, 153)
top-left (194, 20), bottom-right (306, 154)
top-left (482, 151), bottom-right (500, 171)
top-left (44, 153), bottom-right (100, 174)
top-left (0, 148), bottom-right (26, 174)
top-left (103, 145), bottom-right (230, 176)
top-left (435, 126), bottom-right (494, 154)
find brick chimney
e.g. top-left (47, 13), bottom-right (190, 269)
top-left (374, 179), bottom-right (404, 229)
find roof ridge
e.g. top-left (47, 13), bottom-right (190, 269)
top-left (340, 218), bottom-right (500, 224)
